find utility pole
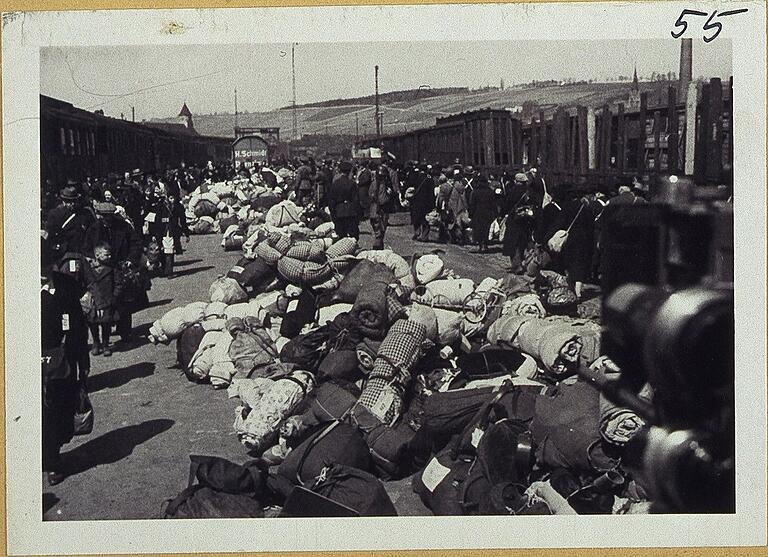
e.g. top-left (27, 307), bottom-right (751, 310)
top-left (355, 113), bottom-right (359, 141)
top-left (234, 88), bottom-right (239, 131)
top-left (131, 106), bottom-right (135, 122)
top-left (292, 43), bottom-right (298, 141)
top-left (374, 65), bottom-right (381, 138)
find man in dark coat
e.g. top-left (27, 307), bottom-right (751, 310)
top-left (327, 161), bottom-right (361, 239)
top-left (42, 238), bottom-right (88, 485)
top-left (44, 185), bottom-right (95, 258)
top-left (503, 172), bottom-right (537, 273)
top-left (468, 174), bottom-right (497, 253)
top-left (409, 164), bottom-right (435, 242)
top-left (553, 187), bottom-right (596, 300)
top-left (356, 161), bottom-right (376, 219)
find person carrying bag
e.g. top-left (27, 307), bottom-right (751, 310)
top-left (547, 201), bottom-right (585, 254)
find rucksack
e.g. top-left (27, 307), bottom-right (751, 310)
top-left (163, 455), bottom-right (266, 519)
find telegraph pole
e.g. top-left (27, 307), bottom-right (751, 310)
top-left (292, 43), bottom-right (298, 141)
top-left (374, 65), bottom-right (381, 138)
top-left (131, 106), bottom-right (135, 122)
top-left (234, 88), bottom-right (239, 131)
top-left (355, 113), bottom-right (360, 141)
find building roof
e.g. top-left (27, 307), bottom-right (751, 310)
top-left (179, 102), bottom-right (193, 119)
top-left (143, 121), bottom-right (199, 136)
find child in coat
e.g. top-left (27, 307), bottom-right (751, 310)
top-left (84, 243), bottom-right (123, 356)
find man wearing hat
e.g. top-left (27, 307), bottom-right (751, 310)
top-left (326, 161), bottom-right (361, 239)
top-left (44, 183), bottom-right (95, 257)
top-left (502, 172), bottom-right (536, 273)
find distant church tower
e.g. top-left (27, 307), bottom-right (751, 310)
top-left (179, 102), bottom-right (194, 129)
top-left (627, 65), bottom-right (641, 111)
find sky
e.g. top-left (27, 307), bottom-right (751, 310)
top-left (40, 40), bottom-right (732, 121)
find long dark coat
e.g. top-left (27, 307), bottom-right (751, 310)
top-left (555, 198), bottom-right (595, 283)
top-left (410, 174), bottom-right (435, 220)
top-left (42, 271), bottom-right (85, 468)
top-left (502, 183), bottom-right (536, 256)
top-left (469, 182), bottom-right (497, 243)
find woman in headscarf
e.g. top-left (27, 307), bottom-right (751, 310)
top-left (468, 174), bottom-right (497, 253)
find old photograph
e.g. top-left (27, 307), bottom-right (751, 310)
top-left (3, 3), bottom-right (766, 554)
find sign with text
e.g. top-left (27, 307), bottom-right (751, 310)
top-left (232, 135), bottom-right (270, 167)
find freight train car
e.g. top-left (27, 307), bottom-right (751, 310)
top-left (363, 108), bottom-right (524, 176)
top-left (40, 95), bottom-right (232, 184)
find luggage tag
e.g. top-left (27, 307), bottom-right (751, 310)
top-left (161, 217), bottom-right (170, 223)
top-left (471, 426), bottom-right (485, 448)
top-left (230, 265), bottom-right (245, 275)
top-left (369, 386), bottom-right (396, 423)
top-left (61, 313), bottom-right (70, 332)
top-left (421, 457), bottom-right (451, 492)
top-left (69, 259), bottom-right (78, 273)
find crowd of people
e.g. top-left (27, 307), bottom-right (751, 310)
top-left (285, 156), bottom-right (649, 302)
top-left (41, 153), bottom-right (649, 488)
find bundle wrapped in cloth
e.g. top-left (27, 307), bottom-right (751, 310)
top-left (355, 319), bottom-right (428, 425)
top-left (226, 316), bottom-right (280, 379)
top-left (148, 301), bottom-right (207, 344)
top-left (350, 281), bottom-right (406, 340)
top-left (487, 315), bottom-right (601, 379)
top-left (356, 249), bottom-right (411, 281)
top-left (209, 276), bottom-right (248, 305)
top-left (501, 293), bottom-right (546, 318)
top-left (411, 278), bottom-right (475, 308)
top-left (230, 370), bottom-right (316, 453)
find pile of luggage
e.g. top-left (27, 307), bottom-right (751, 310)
top-left (154, 236), bottom-right (649, 518)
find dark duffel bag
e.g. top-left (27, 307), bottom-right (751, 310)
top-left (408, 386), bottom-right (499, 458)
top-left (309, 464), bottom-right (397, 517)
top-left (412, 383), bottom-right (535, 515)
top-left (365, 420), bottom-right (420, 480)
top-left (278, 420), bottom-right (372, 485)
top-left (164, 455), bottom-right (266, 519)
top-left (176, 324), bottom-right (207, 383)
top-left (227, 257), bottom-right (276, 292)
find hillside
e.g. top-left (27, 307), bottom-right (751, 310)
top-left (193, 80), bottom-right (684, 139)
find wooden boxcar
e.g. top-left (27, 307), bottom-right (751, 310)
top-left (41, 95), bottom-right (232, 184)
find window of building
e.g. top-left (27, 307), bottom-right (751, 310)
top-left (60, 127), bottom-right (67, 154)
top-left (69, 129), bottom-right (75, 156)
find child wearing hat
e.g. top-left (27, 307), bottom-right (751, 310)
top-left (83, 243), bottom-right (123, 356)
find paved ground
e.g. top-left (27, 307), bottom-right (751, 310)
top-left (43, 212), bottom-right (514, 520)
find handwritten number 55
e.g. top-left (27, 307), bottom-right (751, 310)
top-left (672, 8), bottom-right (749, 41)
